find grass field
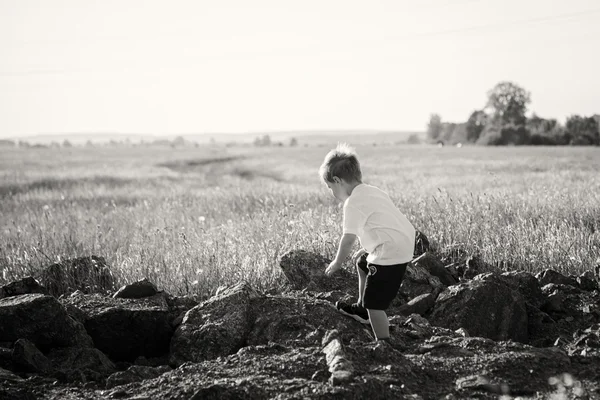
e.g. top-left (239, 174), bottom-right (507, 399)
top-left (1, 143), bottom-right (599, 298)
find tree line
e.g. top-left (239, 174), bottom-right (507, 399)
top-left (427, 82), bottom-right (600, 146)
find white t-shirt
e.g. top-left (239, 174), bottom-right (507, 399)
top-left (343, 183), bottom-right (415, 265)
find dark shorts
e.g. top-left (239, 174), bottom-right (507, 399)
top-left (357, 253), bottom-right (407, 310)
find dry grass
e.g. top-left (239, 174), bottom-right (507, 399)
top-left (1, 144), bottom-right (599, 298)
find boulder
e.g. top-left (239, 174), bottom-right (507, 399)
top-left (536, 269), bottom-right (578, 288)
top-left (11, 339), bottom-right (50, 374)
top-left (246, 295), bottom-right (372, 347)
top-left (577, 271), bottom-right (598, 291)
top-left (279, 250), bottom-right (354, 292)
top-left (0, 294), bottom-right (93, 351)
top-left (400, 261), bottom-right (445, 301)
top-left (396, 293), bottom-right (436, 316)
top-left (429, 273), bottom-right (528, 343)
top-left (47, 346), bottom-right (116, 382)
top-left (62, 292), bottom-right (173, 362)
top-left (413, 252), bottom-right (457, 286)
top-left (112, 278), bottom-right (158, 299)
top-left (169, 282), bottom-right (259, 366)
top-left (498, 271), bottom-right (545, 308)
top-left (0, 277), bottom-right (48, 299)
top-left (37, 255), bottom-right (115, 297)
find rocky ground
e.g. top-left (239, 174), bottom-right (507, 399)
top-left (1, 244), bottom-right (599, 399)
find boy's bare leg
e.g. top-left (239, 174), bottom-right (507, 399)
top-left (356, 265), bottom-right (367, 305)
top-left (367, 309), bottom-right (389, 340)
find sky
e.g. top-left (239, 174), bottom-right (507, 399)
top-left (1, 0), bottom-right (599, 138)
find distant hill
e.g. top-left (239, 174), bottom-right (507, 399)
top-left (5, 130), bottom-right (424, 146)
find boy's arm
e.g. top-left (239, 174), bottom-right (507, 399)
top-left (325, 233), bottom-right (356, 276)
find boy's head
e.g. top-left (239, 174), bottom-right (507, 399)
top-left (319, 143), bottom-right (362, 200)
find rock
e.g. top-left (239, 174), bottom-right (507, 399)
top-left (0, 294), bottom-right (93, 351)
top-left (400, 262), bottom-right (445, 301)
top-left (164, 294), bottom-right (199, 329)
top-left (412, 253), bottom-right (457, 286)
top-left (279, 250), bottom-right (354, 292)
top-left (169, 282), bottom-right (259, 366)
top-left (429, 273), bottom-right (528, 343)
top-left (456, 374), bottom-right (510, 395)
top-left (397, 293), bottom-right (436, 316)
top-left (322, 332), bottom-right (353, 385)
top-left (498, 271), bottom-right (545, 308)
top-left (246, 295), bottom-right (372, 347)
top-left (11, 339), bottom-right (50, 374)
top-left (462, 255), bottom-right (489, 280)
top-left (112, 278), bottom-right (158, 299)
top-left (0, 277), bottom-right (48, 299)
top-left (413, 230), bottom-right (430, 257)
top-left (62, 293), bottom-right (173, 362)
top-left (37, 255), bottom-right (115, 297)
top-left (536, 269), bottom-right (579, 288)
top-left (106, 365), bottom-right (171, 389)
top-left (47, 346), bottom-right (116, 382)
top-left (541, 290), bottom-right (564, 313)
top-left (577, 271), bottom-right (598, 291)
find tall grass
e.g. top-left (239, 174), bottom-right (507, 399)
top-left (1, 144), bottom-right (599, 298)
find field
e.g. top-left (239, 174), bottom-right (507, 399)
top-left (1, 143), bottom-right (599, 298)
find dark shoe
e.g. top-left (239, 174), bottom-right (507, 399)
top-left (335, 301), bottom-right (369, 324)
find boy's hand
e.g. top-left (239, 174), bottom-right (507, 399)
top-left (325, 260), bottom-right (343, 276)
top-left (352, 248), bottom-right (367, 265)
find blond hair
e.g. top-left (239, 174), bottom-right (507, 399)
top-left (319, 143), bottom-right (362, 184)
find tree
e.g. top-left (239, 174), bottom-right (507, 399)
top-left (289, 137), bottom-right (298, 147)
top-left (426, 114), bottom-right (443, 141)
top-left (565, 115), bottom-right (600, 145)
top-left (486, 81), bottom-right (531, 125)
top-left (477, 123), bottom-right (530, 146)
top-left (526, 114), bottom-right (565, 145)
top-left (465, 110), bottom-right (487, 143)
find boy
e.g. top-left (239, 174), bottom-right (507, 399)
top-left (319, 143), bottom-right (415, 342)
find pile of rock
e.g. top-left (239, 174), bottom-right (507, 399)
top-left (0, 242), bottom-right (599, 399)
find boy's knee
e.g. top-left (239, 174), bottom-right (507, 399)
top-left (356, 256), bottom-right (368, 275)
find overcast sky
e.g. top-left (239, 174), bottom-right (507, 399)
top-left (1, 0), bottom-right (599, 137)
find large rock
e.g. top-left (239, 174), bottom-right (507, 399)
top-left (396, 293), bottom-right (436, 316)
top-left (112, 278), bottom-right (158, 299)
top-left (62, 292), bottom-right (173, 362)
top-left (0, 294), bottom-right (93, 351)
top-left (11, 339), bottom-right (50, 374)
top-left (37, 255), bottom-right (115, 297)
top-left (0, 277), bottom-right (48, 299)
top-left (400, 260), bottom-right (446, 301)
top-left (429, 273), bottom-right (528, 343)
top-left (279, 250), bottom-right (354, 292)
top-left (246, 295), bottom-right (372, 347)
top-left (535, 269), bottom-right (578, 288)
top-left (412, 252), bottom-right (457, 287)
top-left (47, 346), bottom-right (116, 382)
top-left (498, 271), bottom-right (545, 308)
top-left (169, 282), bottom-right (259, 366)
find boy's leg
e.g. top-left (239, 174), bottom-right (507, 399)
top-left (356, 263), bottom-right (367, 305)
top-left (367, 309), bottom-right (389, 340)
